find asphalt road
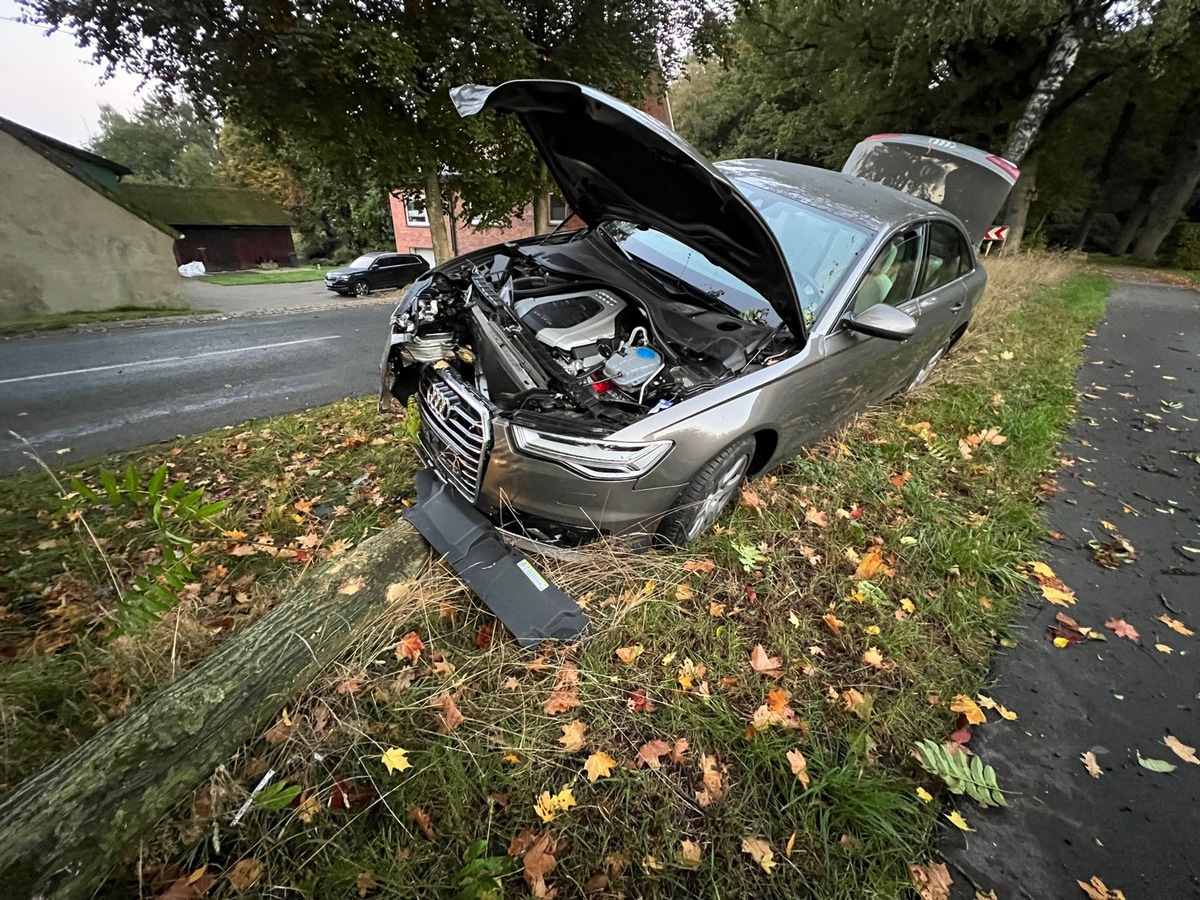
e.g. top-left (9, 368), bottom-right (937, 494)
top-left (0, 300), bottom-right (397, 476)
top-left (943, 280), bottom-right (1200, 897)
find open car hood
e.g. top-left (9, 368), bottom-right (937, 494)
top-left (451, 80), bottom-right (806, 339)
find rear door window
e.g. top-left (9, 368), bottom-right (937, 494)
top-left (919, 222), bottom-right (970, 294)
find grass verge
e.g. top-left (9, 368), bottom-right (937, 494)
top-left (0, 305), bottom-right (199, 337)
top-left (199, 267), bottom-right (333, 286)
top-left (0, 255), bottom-right (1110, 898)
top-left (1085, 252), bottom-right (1200, 287)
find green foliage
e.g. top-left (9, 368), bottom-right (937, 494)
top-left (254, 780), bottom-right (304, 810)
top-left (1165, 222), bottom-right (1200, 269)
top-left (914, 740), bottom-right (1007, 807)
top-left (70, 464), bottom-right (227, 636)
top-left (453, 840), bottom-right (517, 900)
top-left (88, 97), bottom-right (222, 186)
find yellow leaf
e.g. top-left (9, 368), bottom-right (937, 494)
top-left (945, 810), bottom-right (974, 832)
top-left (584, 751), bottom-right (618, 781)
top-left (642, 580), bottom-right (656, 596)
top-left (1026, 561), bottom-right (1055, 579)
top-left (503, 753), bottom-right (520, 764)
top-left (1155, 643), bottom-right (1173, 654)
top-left (550, 787), bottom-right (576, 811)
top-left (678, 839), bottom-right (702, 868)
top-left (1040, 583), bottom-right (1076, 606)
top-left (865, 624), bottom-right (882, 636)
top-left (1159, 614), bottom-right (1194, 637)
top-left (1100, 520), bottom-right (1117, 532)
top-left (1053, 636), bottom-right (1070, 648)
top-left (558, 720), bottom-right (588, 752)
top-left (787, 748), bottom-right (811, 788)
top-left (1081, 751), bottom-right (1103, 778)
top-left (949, 695), bottom-right (986, 725)
top-left (741, 837), bottom-right (776, 874)
top-left (916, 786), bottom-right (934, 803)
top-left (380, 747), bottom-right (412, 774)
top-left (900, 597), bottom-right (916, 613)
top-left (533, 791), bottom-right (558, 823)
top-left (675, 582), bottom-right (695, 602)
top-left (997, 705), bottom-right (1018, 721)
top-left (615, 644), bottom-right (644, 664)
top-left (785, 832), bottom-right (796, 858)
top-left (862, 647), bottom-right (887, 669)
top-left (222, 529), bottom-right (248, 540)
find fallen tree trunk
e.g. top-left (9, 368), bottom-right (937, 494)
top-left (0, 522), bottom-right (430, 899)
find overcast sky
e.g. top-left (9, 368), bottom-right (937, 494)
top-left (0, 0), bottom-right (150, 147)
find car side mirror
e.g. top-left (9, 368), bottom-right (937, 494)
top-left (844, 304), bottom-right (917, 341)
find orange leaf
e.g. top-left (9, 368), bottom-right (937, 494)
top-left (1104, 618), bottom-right (1140, 641)
top-left (433, 692), bottom-right (464, 734)
top-left (408, 805), bottom-right (436, 841)
top-left (395, 631), bottom-right (424, 662)
top-left (805, 507), bottom-right (829, 527)
top-left (635, 739), bottom-right (672, 769)
top-left (337, 576), bottom-right (367, 596)
top-left (822, 613), bottom-right (845, 633)
top-left (767, 688), bottom-right (791, 713)
top-left (853, 546), bottom-right (895, 580)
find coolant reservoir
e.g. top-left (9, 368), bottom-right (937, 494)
top-left (603, 346), bottom-right (661, 390)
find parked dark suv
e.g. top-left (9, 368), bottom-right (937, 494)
top-left (325, 252), bottom-right (430, 297)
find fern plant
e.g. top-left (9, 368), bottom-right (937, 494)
top-left (914, 739), bottom-right (1007, 807)
top-left (69, 463), bottom-right (228, 636)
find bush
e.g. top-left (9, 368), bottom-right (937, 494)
top-left (1165, 222), bottom-right (1200, 270)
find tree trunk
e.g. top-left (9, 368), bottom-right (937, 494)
top-left (0, 524), bottom-right (430, 899)
top-left (1003, 19), bottom-right (1085, 166)
top-left (422, 167), bottom-right (454, 264)
top-left (532, 163), bottom-right (552, 234)
top-left (1111, 191), bottom-right (1152, 256)
top-left (1131, 103), bottom-right (1200, 263)
top-left (1002, 156), bottom-right (1038, 254)
top-left (1072, 97), bottom-right (1137, 250)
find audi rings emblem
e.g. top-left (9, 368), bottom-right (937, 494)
top-left (424, 385), bottom-right (452, 420)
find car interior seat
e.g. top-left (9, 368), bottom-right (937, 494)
top-left (852, 242), bottom-right (898, 314)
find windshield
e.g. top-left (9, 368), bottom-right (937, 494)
top-left (349, 255), bottom-right (379, 269)
top-left (600, 185), bottom-right (870, 328)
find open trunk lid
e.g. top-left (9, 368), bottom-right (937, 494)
top-left (451, 79), bottom-right (807, 340)
top-left (842, 134), bottom-right (1019, 244)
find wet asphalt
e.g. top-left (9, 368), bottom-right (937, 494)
top-left (943, 280), bottom-right (1200, 897)
top-left (0, 301), bottom-right (396, 476)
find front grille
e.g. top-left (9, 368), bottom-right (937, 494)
top-left (417, 367), bottom-right (492, 501)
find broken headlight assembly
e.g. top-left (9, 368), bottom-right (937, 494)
top-left (508, 426), bottom-right (672, 480)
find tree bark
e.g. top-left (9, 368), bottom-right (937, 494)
top-left (1111, 190), bottom-right (1152, 256)
top-left (422, 167), bottom-right (454, 264)
top-left (532, 163), bottom-right (552, 234)
top-left (1072, 97), bottom-right (1137, 250)
top-left (1003, 19), bottom-right (1085, 166)
top-left (0, 523), bottom-right (430, 899)
top-left (1131, 102), bottom-right (1200, 263)
top-left (1002, 156), bottom-right (1038, 254)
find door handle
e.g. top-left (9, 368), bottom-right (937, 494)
top-left (950, 303), bottom-right (965, 311)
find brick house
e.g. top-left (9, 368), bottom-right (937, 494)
top-left (389, 83), bottom-right (673, 264)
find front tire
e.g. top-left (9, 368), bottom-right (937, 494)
top-left (656, 435), bottom-right (755, 548)
top-left (353, 280), bottom-right (371, 297)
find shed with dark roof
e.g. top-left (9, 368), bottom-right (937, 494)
top-left (0, 116), bottom-right (182, 320)
top-left (118, 183), bottom-right (297, 271)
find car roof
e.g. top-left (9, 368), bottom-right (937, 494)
top-left (716, 158), bottom-right (946, 234)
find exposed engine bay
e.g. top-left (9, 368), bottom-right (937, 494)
top-left (382, 239), bottom-right (791, 429)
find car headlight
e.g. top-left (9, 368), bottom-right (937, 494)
top-left (509, 426), bottom-right (672, 480)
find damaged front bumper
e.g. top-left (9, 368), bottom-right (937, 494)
top-left (403, 468), bottom-right (587, 647)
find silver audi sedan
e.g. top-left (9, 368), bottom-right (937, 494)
top-left (381, 80), bottom-right (1019, 550)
